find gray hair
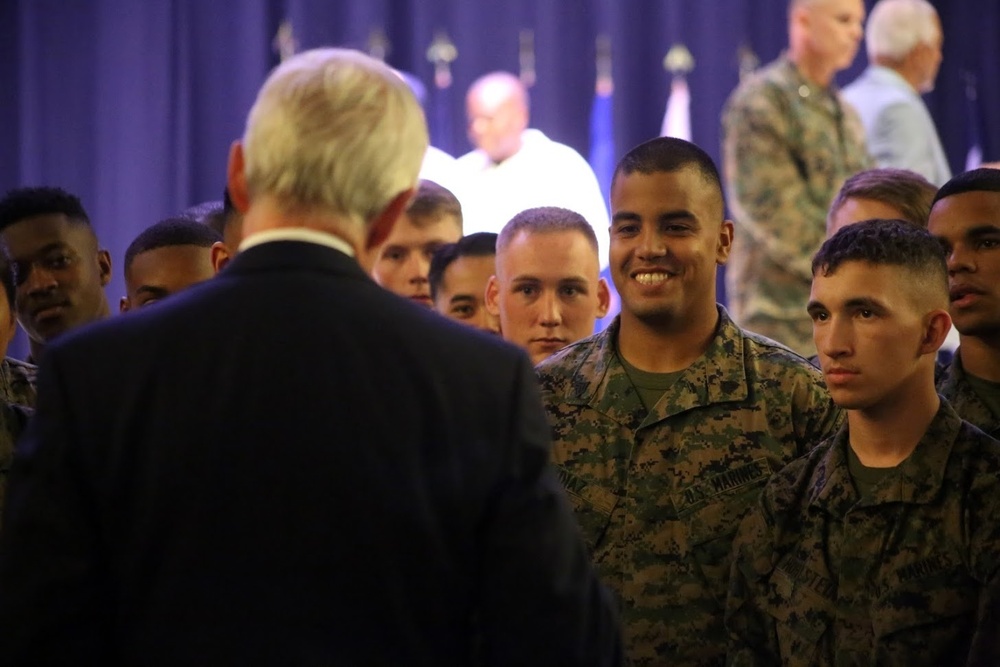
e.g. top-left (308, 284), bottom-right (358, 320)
top-left (242, 48), bottom-right (428, 230)
top-left (866, 0), bottom-right (939, 61)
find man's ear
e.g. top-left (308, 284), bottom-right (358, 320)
top-left (596, 277), bottom-right (611, 318)
top-left (119, 296), bottom-right (130, 313)
top-left (716, 219), bottom-right (735, 265)
top-left (485, 275), bottom-right (501, 317)
top-left (366, 188), bottom-right (414, 253)
top-left (210, 241), bottom-right (231, 272)
top-left (920, 309), bottom-right (952, 356)
top-left (226, 140), bottom-right (250, 213)
top-left (97, 250), bottom-right (113, 287)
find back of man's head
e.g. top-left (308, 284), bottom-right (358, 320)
top-left (612, 136), bottom-right (725, 217)
top-left (241, 48), bottom-right (428, 228)
top-left (813, 218), bottom-right (948, 308)
top-left (866, 0), bottom-right (939, 61)
top-left (827, 168), bottom-right (937, 234)
top-left (0, 186), bottom-right (91, 232)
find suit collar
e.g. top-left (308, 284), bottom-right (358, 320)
top-left (222, 240), bottom-right (370, 282)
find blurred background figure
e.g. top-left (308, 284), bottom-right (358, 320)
top-left (843, 0), bottom-right (950, 185)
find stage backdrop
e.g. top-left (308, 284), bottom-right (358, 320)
top-left (1, 0), bottom-right (997, 357)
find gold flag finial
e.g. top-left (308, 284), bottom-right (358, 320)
top-left (272, 20), bottom-right (298, 62)
top-left (367, 26), bottom-right (391, 61)
top-left (663, 43), bottom-right (694, 76)
top-left (519, 29), bottom-right (536, 88)
top-left (426, 31), bottom-right (458, 90)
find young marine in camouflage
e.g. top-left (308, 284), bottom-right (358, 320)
top-left (727, 220), bottom-right (1000, 665)
top-left (721, 0), bottom-right (872, 356)
top-left (929, 168), bottom-right (1000, 439)
top-left (537, 137), bottom-right (842, 666)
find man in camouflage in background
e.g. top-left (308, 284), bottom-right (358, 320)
top-left (721, 0), bottom-right (872, 356)
top-left (929, 168), bottom-right (1000, 438)
top-left (536, 137), bottom-right (841, 666)
top-left (727, 219), bottom-right (1000, 665)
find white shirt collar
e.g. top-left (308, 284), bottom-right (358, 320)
top-left (238, 228), bottom-right (356, 257)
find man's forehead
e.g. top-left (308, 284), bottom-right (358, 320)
top-left (929, 191), bottom-right (1000, 233)
top-left (127, 245), bottom-right (214, 286)
top-left (386, 215), bottom-right (461, 245)
top-left (0, 214), bottom-right (94, 253)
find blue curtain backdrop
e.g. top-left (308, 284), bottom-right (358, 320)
top-left (1, 0), bottom-right (997, 356)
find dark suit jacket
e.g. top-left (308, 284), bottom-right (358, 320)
top-left (0, 240), bottom-right (620, 666)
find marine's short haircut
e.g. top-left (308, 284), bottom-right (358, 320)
top-left (242, 48), bottom-right (428, 230)
top-left (124, 218), bottom-right (222, 276)
top-left (932, 167), bottom-right (1000, 206)
top-left (405, 180), bottom-right (463, 230)
top-left (428, 232), bottom-right (498, 300)
top-left (827, 168), bottom-right (937, 230)
top-left (865, 0), bottom-right (939, 62)
top-left (611, 137), bottom-right (725, 215)
top-left (0, 186), bottom-right (91, 233)
top-left (496, 206), bottom-right (599, 256)
top-left (812, 218), bottom-right (947, 301)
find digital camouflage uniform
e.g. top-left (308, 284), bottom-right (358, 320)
top-left (726, 400), bottom-right (1000, 666)
top-left (536, 307), bottom-right (842, 666)
top-left (721, 56), bottom-right (872, 357)
top-left (936, 351), bottom-right (1000, 438)
top-left (0, 357), bottom-right (37, 408)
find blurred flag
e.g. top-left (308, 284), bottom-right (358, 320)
top-left (589, 35), bottom-right (619, 332)
top-left (964, 71), bottom-right (983, 172)
top-left (660, 77), bottom-right (691, 141)
top-left (660, 44), bottom-right (694, 141)
top-left (589, 35), bottom-right (615, 210)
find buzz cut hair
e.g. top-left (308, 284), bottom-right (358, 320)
top-left (0, 186), bottom-right (91, 232)
top-left (932, 167), bottom-right (1000, 206)
top-left (124, 218), bottom-right (222, 276)
top-left (827, 168), bottom-right (937, 231)
top-left (428, 232), bottom-right (498, 301)
top-left (405, 179), bottom-right (463, 231)
top-left (496, 206), bottom-right (599, 256)
top-left (612, 137), bottom-right (725, 217)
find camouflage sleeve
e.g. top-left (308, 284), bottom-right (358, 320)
top-left (725, 494), bottom-right (781, 666)
top-left (968, 466), bottom-right (1000, 664)
top-left (722, 83), bottom-right (830, 283)
top-left (793, 374), bottom-right (844, 455)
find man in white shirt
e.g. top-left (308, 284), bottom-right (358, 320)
top-left (842, 0), bottom-right (950, 185)
top-left (457, 71), bottom-right (610, 269)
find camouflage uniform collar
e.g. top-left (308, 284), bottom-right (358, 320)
top-left (936, 349), bottom-right (1000, 437)
top-left (568, 306), bottom-right (750, 431)
top-left (810, 400), bottom-right (963, 516)
top-left (776, 55), bottom-right (841, 107)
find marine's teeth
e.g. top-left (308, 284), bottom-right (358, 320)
top-left (635, 273), bottom-right (669, 285)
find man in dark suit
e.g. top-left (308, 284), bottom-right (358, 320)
top-left (0, 48), bottom-right (621, 666)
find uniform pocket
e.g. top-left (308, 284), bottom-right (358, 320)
top-left (555, 464), bottom-right (620, 556)
top-left (872, 566), bottom-right (978, 662)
